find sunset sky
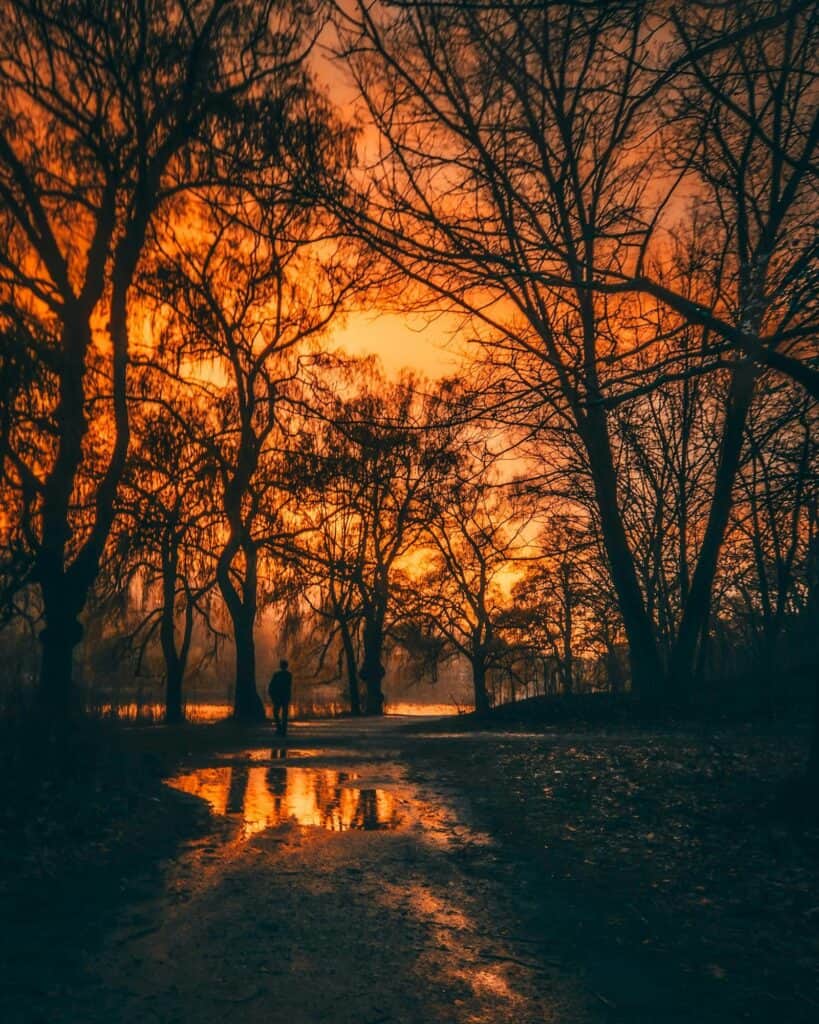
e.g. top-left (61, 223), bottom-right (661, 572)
top-left (329, 309), bottom-right (466, 378)
top-left (314, 26), bottom-right (464, 382)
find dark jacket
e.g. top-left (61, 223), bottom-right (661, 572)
top-left (268, 669), bottom-right (292, 702)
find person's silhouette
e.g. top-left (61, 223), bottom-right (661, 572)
top-left (268, 658), bottom-right (293, 736)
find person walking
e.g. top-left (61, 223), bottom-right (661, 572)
top-left (268, 658), bottom-right (293, 736)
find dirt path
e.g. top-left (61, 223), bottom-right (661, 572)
top-left (27, 718), bottom-right (601, 1024)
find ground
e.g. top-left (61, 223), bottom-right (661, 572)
top-left (1, 715), bottom-right (817, 1023)
top-left (408, 720), bottom-right (819, 1021)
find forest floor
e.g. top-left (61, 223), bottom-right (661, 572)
top-left (1, 712), bottom-right (817, 1023)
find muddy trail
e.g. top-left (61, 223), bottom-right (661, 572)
top-left (8, 717), bottom-right (617, 1024)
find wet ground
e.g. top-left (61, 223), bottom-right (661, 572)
top-left (7, 715), bottom-right (813, 1021)
top-left (13, 717), bottom-right (600, 1024)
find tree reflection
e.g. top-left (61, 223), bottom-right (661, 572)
top-left (225, 765), bottom-right (250, 816)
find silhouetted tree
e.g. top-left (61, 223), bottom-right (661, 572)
top-left (106, 404), bottom-right (219, 723)
top-left (138, 88), bottom-right (362, 720)
top-left (336, 0), bottom-right (819, 709)
top-left (293, 418), bottom-right (368, 714)
top-left (300, 371), bottom-right (457, 714)
top-left (0, 0), bottom-right (326, 718)
top-left (724, 383), bottom-right (818, 703)
top-left (404, 445), bottom-right (530, 714)
top-left (336, 1), bottom-right (679, 699)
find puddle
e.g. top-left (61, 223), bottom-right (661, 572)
top-left (213, 748), bottom-right (318, 762)
top-left (168, 761), bottom-right (403, 839)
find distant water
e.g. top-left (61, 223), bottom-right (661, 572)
top-left (94, 700), bottom-right (469, 722)
top-left (385, 702), bottom-right (472, 717)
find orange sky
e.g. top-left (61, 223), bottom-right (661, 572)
top-left (329, 310), bottom-right (465, 379)
top-left (313, 18), bottom-right (468, 380)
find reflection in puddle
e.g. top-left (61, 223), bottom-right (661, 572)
top-left (217, 748), bottom-right (317, 762)
top-left (168, 761), bottom-right (402, 839)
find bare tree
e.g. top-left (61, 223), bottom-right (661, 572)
top-left (650, 3), bottom-right (819, 693)
top-left (335, 1), bottom-right (679, 698)
top-left (405, 445), bottom-right (530, 714)
top-left (723, 383), bottom-right (818, 703)
top-left (107, 403), bottom-right (219, 723)
top-left (0, 0), bottom-right (322, 717)
top-left (292, 414), bottom-right (369, 714)
top-left (336, 1), bottom-right (818, 706)
top-left (298, 370), bottom-right (457, 714)
top-left (147, 177), bottom-right (362, 719)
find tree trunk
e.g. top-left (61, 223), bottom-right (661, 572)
top-left (160, 537), bottom-right (185, 724)
top-left (361, 613), bottom-right (385, 715)
top-left (581, 408), bottom-right (664, 701)
top-left (35, 245), bottom-right (136, 719)
top-left (231, 606), bottom-right (265, 722)
top-left (562, 571), bottom-right (574, 694)
top-left (164, 659), bottom-right (184, 725)
top-left (339, 618), bottom-right (361, 716)
top-left (35, 317), bottom-right (92, 718)
top-left (471, 657), bottom-right (491, 716)
top-left (670, 361), bottom-right (759, 701)
top-left (38, 574), bottom-right (85, 719)
top-left (217, 532), bottom-right (265, 723)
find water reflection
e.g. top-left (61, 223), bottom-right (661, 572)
top-left (168, 759), bottom-right (402, 839)
top-left (385, 701), bottom-right (473, 716)
top-left (218, 748), bottom-right (315, 762)
top-left (95, 700), bottom-right (467, 722)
